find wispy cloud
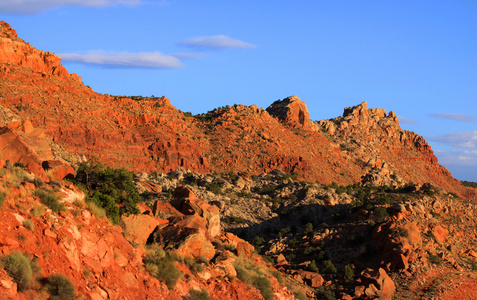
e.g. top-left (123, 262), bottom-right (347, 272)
top-left (429, 131), bottom-right (477, 149)
top-left (398, 116), bottom-right (419, 125)
top-left (434, 149), bottom-right (477, 166)
top-left (171, 53), bottom-right (207, 60)
top-left (178, 35), bottom-right (256, 50)
top-left (59, 51), bottom-right (184, 69)
top-left (430, 113), bottom-right (476, 122)
top-left (0, 0), bottom-right (142, 15)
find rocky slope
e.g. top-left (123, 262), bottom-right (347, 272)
top-left (1, 20), bottom-right (477, 300)
top-left (0, 21), bottom-right (474, 200)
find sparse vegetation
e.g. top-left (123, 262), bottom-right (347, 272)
top-left (1, 252), bottom-right (33, 291)
top-left (22, 220), bottom-right (34, 231)
top-left (74, 160), bottom-right (140, 222)
top-left (33, 188), bottom-right (65, 213)
top-left (143, 245), bottom-right (183, 288)
top-left (187, 288), bottom-right (211, 300)
top-left (46, 273), bottom-right (76, 300)
top-left (234, 255), bottom-right (274, 300)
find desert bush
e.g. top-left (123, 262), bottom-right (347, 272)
top-left (31, 205), bottom-right (46, 217)
top-left (1, 252), bottom-right (33, 291)
top-left (428, 254), bottom-right (442, 265)
top-left (222, 215), bottom-right (247, 224)
top-left (256, 184), bottom-right (277, 195)
top-left (188, 288), bottom-right (211, 300)
top-left (321, 260), bottom-right (337, 274)
top-left (304, 222), bottom-right (313, 235)
top-left (205, 183), bottom-right (223, 194)
top-left (22, 220), bottom-right (34, 231)
top-left (87, 201), bottom-right (106, 219)
top-left (308, 260), bottom-right (318, 272)
top-left (46, 273), bottom-right (76, 300)
top-left (372, 207), bottom-right (389, 223)
top-left (74, 160), bottom-right (140, 222)
top-left (33, 189), bottom-right (64, 213)
top-left (343, 264), bottom-right (354, 282)
top-left (0, 192), bottom-right (4, 206)
top-left (294, 292), bottom-right (308, 300)
top-left (233, 255), bottom-right (273, 300)
top-left (251, 275), bottom-right (273, 300)
top-left (72, 198), bottom-right (87, 209)
top-left (143, 246), bottom-right (183, 288)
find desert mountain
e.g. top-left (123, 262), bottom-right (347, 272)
top-left (0, 21), bottom-right (474, 200)
top-left (1, 20), bottom-right (477, 300)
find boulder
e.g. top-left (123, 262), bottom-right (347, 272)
top-left (121, 214), bottom-right (167, 245)
top-left (266, 95), bottom-right (314, 130)
top-left (360, 268), bottom-right (396, 300)
top-left (148, 224), bottom-right (215, 260)
top-left (171, 186), bottom-right (221, 238)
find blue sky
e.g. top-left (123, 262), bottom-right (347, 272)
top-left (1, 0), bottom-right (476, 181)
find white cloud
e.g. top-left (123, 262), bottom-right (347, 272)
top-left (171, 53), bottom-right (207, 59)
top-left (0, 0), bottom-right (141, 15)
top-left (178, 35), bottom-right (256, 50)
top-left (59, 51), bottom-right (184, 69)
top-left (434, 149), bottom-right (477, 166)
top-left (398, 116), bottom-right (419, 124)
top-left (428, 131), bottom-right (477, 149)
top-left (430, 112), bottom-right (476, 122)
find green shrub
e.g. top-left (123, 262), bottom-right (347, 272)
top-left (74, 160), bottom-right (140, 222)
top-left (33, 189), bottom-right (64, 213)
top-left (308, 260), bottom-right (318, 272)
top-left (46, 274), bottom-right (76, 300)
top-left (257, 184), bottom-right (277, 195)
top-left (143, 247), bottom-right (183, 288)
top-left (321, 260), bottom-right (337, 274)
top-left (304, 223), bottom-right (313, 235)
top-left (372, 207), bottom-right (389, 223)
top-left (428, 254), bottom-right (442, 265)
top-left (31, 205), bottom-right (46, 217)
top-left (222, 215), bottom-right (247, 224)
top-left (294, 292), bottom-right (308, 300)
top-left (1, 252), bottom-right (32, 291)
top-left (87, 201), bottom-right (106, 219)
top-left (188, 288), bottom-right (211, 300)
top-left (205, 183), bottom-right (223, 194)
top-left (22, 220), bottom-right (34, 231)
top-left (0, 192), bottom-right (4, 206)
top-left (343, 264), bottom-right (354, 282)
top-left (251, 275), bottom-right (273, 300)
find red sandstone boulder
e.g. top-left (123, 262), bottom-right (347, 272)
top-left (360, 268), bottom-right (396, 300)
top-left (121, 214), bottom-right (167, 245)
top-left (266, 95), bottom-right (314, 130)
top-left (171, 186), bottom-right (221, 238)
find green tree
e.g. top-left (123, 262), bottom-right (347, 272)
top-left (74, 160), bottom-right (140, 222)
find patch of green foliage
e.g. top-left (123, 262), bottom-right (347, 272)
top-left (372, 207), bottom-right (389, 223)
top-left (143, 245), bottom-right (183, 288)
top-left (462, 181), bottom-right (477, 188)
top-left (205, 182), bottom-right (223, 194)
top-left (222, 215), bottom-right (247, 224)
top-left (187, 288), bottom-right (211, 300)
top-left (256, 184), bottom-right (277, 195)
top-left (1, 252), bottom-right (32, 291)
top-left (33, 189), bottom-right (65, 213)
top-left (74, 160), bottom-right (140, 222)
top-left (46, 274), bottom-right (76, 300)
top-left (343, 264), bottom-right (354, 282)
top-left (321, 260), bottom-right (337, 274)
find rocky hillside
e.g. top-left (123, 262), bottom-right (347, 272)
top-left (0, 21), bottom-right (474, 200)
top-left (1, 20), bottom-right (477, 300)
